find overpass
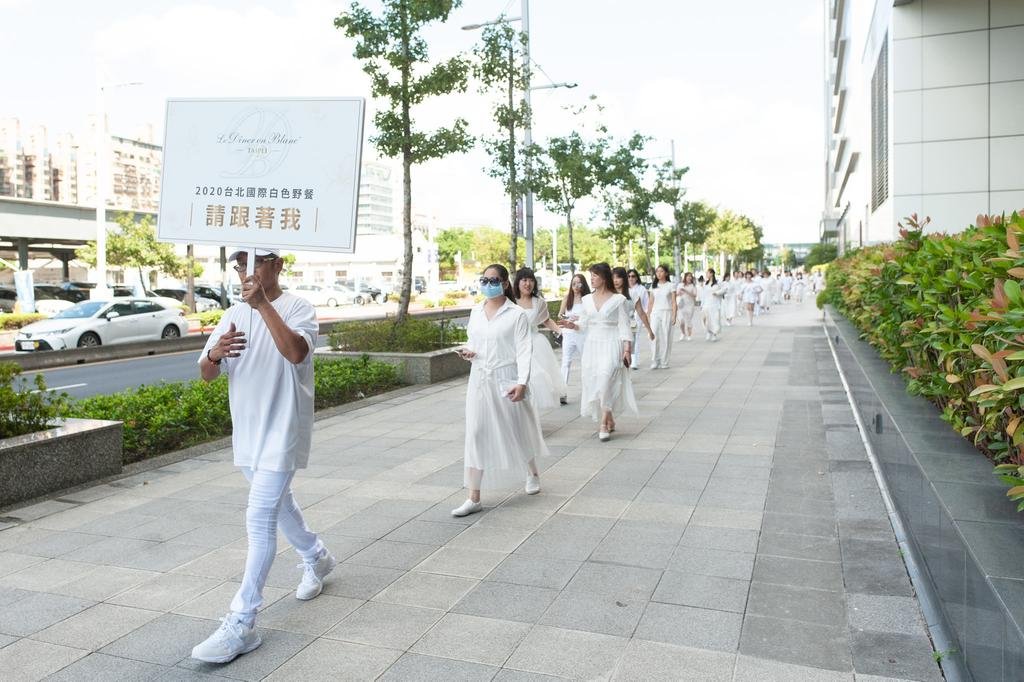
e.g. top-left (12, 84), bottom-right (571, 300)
top-left (0, 196), bottom-right (155, 277)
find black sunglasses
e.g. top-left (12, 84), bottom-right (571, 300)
top-left (479, 276), bottom-right (502, 286)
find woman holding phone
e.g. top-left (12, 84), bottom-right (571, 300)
top-left (559, 262), bottom-right (636, 442)
top-left (453, 264), bottom-right (549, 517)
top-left (646, 264), bottom-right (677, 369)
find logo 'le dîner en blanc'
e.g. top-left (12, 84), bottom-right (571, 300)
top-left (218, 107), bottom-right (301, 179)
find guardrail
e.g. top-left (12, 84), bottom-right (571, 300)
top-left (1, 306), bottom-right (471, 372)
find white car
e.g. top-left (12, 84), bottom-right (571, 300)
top-left (14, 298), bottom-right (190, 352)
top-left (291, 284), bottom-right (352, 307)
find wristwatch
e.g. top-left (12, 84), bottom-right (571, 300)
top-left (207, 348), bottom-right (222, 365)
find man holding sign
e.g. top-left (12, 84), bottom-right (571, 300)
top-left (192, 248), bottom-right (335, 664)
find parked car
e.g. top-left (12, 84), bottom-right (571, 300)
top-left (36, 284), bottom-right (89, 304)
top-left (0, 288), bottom-right (16, 313)
top-left (32, 287), bottom-right (74, 317)
top-left (14, 298), bottom-right (189, 352)
top-left (291, 284), bottom-right (354, 307)
top-left (336, 280), bottom-right (383, 303)
top-left (152, 288), bottom-right (222, 312)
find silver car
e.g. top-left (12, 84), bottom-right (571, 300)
top-left (15, 298), bottom-right (190, 352)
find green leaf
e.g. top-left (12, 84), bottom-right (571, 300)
top-left (1000, 377), bottom-right (1024, 392)
top-left (970, 384), bottom-right (1000, 397)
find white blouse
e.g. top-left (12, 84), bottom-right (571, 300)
top-left (465, 299), bottom-right (532, 385)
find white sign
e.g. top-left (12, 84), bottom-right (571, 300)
top-left (157, 97), bottom-right (365, 253)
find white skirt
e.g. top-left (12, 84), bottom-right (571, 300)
top-left (464, 363), bottom-right (550, 489)
top-left (529, 331), bottom-right (567, 410)
top-left (580, 330), bottom-right (639, 421)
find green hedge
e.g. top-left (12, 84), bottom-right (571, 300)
top-left (187, 309), bottom-right (225, 327)
top-left (0, 313), bottom-right (47, 330)
top-left (823, 212), bottom-right (1024, 508)
top-left (67, 356), bottom-right (400, 464)
top-left (328, 317), bottom-right (466, 353)
top-left (0, 363), bottom-right (69, 438)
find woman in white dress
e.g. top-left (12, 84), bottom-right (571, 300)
top-left (721, 272), bottom-right (737, 326)
top-left (625, 269), bottom-right (653, 369)
top-left (646, 265), bottom-right (677, 369)
top-left (616, 268), bottom-right (654, 370)
top-left (513, 267), bottom-right (566, 410)
top-left (741, 270), bottom-right (763, 326)
top-left (558, 262), bottom-right (637, 441)
top-left (793, 273), bottom-right (807, 303)
top-left (699, 268), bottom-right (727, 342)
top-left (676, 272), bottom-right (698, 341)
top-left (453, 264), bottom-right (549, 517)
top-left (557, 273), bottom-right (589, 403)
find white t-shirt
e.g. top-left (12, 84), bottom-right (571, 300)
top-left (200, 292), bottom-right (318, 472)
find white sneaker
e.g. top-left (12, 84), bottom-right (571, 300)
top-left (650, 363), bottom-right (658, 370)
top-left (598, 431), bottom-right (611, 442)
top-left (191, 616), bottom-right (261, 664)
top-left (525, 475), bottom-right (541, 495)
top-left (677, 333), bottom-right (685, 341)
top-left (451, 499), bottom-right (483, 517)
top-left (296, 550), bottom-right (336, 600)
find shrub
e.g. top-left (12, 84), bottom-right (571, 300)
top-left (826, 212), bottom-right (1024, 507)
top-left (0, 362), bottom-right (69, 439)
top-left (187, 309), bottom-right (225, 327)
top-left (0, 313), bottom-right (47, 330)
top-left (439, 296), bottom-right (461, 308)
top-left (68, 357), bottom-right (400, 464)
top-left (421, 299), bottom-right (435, 309)
top-left (547, 298), bottom-right (561, 320)
top-left (328, 317), bottom-right (466, 353)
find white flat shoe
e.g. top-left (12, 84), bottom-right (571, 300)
top-left (525, 475), bottom-right (541, 495)
top-left (451, 499), bottom-right (483, 517)
top-left (598, 431), bottom-right (610, 442)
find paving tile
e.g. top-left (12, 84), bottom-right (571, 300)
top-left (486, 555), bottom-right (582, 590)
top-left (564, 562), bottom-right (662, 599)
top-left (739, 613), bottom-right (853, 672)
top-left (846, 593), bottom-right (928, 636)
top-left (850, 630), bottom-right (942, 680)
top-left (611, 639), bottom-right (735, 681)
top-left (374, 571), bottom-right (478, 610)
top-left (46, 652), bottom-right (172, 681)
top-left (33, 603), bottom-right (161, 650)
top-left (265, 639), bottom-right (401, 680)
top-left (8, 530), bottom-right (107, 558)
top-left (177, 627), bottom-right (314, 681)
top-left (679, 525), bottom-right (760, 553)
top-left (0, 591), bottom-right (94, 637)
top-left (258, 593), bottom-right (362, 636)
top-left (108, 573), bottom-right (223, 612)
top-left (506, 625), bottom-right (628, 680)
top-left (539, 590), bottom-right (646, 636)
top-left (319, 563), bottom-right (405, 600)
top-left (733, 655), bottom-right (854, 681)
top-left (652, 570), bottom-right (750, 613)
top-left (634, 601), bottom-right (743, 652)
top-left (0, 638), bottom-right (89, 680)
top-left (840, 539), bottom-right (913, 596)
top-left (415, 546), bottom-right (508, 579)
top-left (588, 535), bottom-right (676, 569)
top-left (173, 581), bottom-right (288, 621)
top-left (413, 612), bottom-right (531, 666)
top-left (753, 555), bottom-right (844, 592)
top-left (449, 525), bottom-right (533, 553)
top-left (762, 511), bottom-right (837, 537)
top-left (453, 580), bottom-right (559, 623)
top-left (324, 601), bottom-right (443, 649)
top-left (381, 653), bottom-right (498, 681)
top-left (746, 581), bottom-right (846, 627)
top-left (100, 613), bottom-right (216, 666)
top-left (346, 539), bottom-right (436, 570)
top-left (668, 546), bottom-right (755, 581)
top-left (385, 519), bottom-right (466, 545)
top-left (0, 557), bottom-right (98, 591)
top-left (757, 531), bottom-right (841, 562)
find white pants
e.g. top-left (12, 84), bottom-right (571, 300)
top-left (650, 310), bottom-right (673, 367)
top-left (230, 467), bottom-right (324, 626)
top-left (561, 331), bottom-right (584, 386)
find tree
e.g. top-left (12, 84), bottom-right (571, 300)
top-left (474, 21), bottom-right (530, 272)
top-left (336, 0), bottom-right (473, 323)
top-left (777, 246), bottom-right (797, 270)
top-left (705, 210), bottom-right (758, 272)
top-left (76, 212), bottom-right (193, 285)
top-left (436, 227), bottom-right (474, 273)
top-left (673, 200), bottom-right (716, 262)
top-left (804, 242), bottom-right (838, 269)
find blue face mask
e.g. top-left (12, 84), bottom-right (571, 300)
top-left (481, 282), bottom-right (505, 299)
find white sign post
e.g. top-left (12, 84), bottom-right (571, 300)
top-left (157, 97), bottom-right (365, 258)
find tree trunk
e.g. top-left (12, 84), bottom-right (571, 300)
top-left (396, 18), bottom-right (413, 325)
top-left (185, 244), bottom-right (196, 313)
top-left (566, 209), bottom-right (575, 274)
top-left (641, 225), bottom-right (654, 276)
top-left (507, 43), bottom-right (518, 273)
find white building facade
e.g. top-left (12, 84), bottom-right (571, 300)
top-left (823, 0), bottom-right (1024, 250)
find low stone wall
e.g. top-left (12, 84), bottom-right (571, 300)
top-left (315, 347), bottom-right (469, 385)
top-left (0, 418), bottom-right (123, 508)
top-left (825, 306), bottom-right (1024, 680)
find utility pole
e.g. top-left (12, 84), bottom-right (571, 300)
top-left (671, 139), bottom-right (682, 277)
top-left (521, 0), bottom-right (535, 269)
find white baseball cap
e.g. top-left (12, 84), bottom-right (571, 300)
top-left (228, 248), bottom-right (280, 262)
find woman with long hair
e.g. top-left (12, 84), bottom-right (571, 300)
top-left (616, 267), bottom-right (654, 370)
top-left (513, 267), bottom-right (566, 410)
top-left (676, 272), bottom-right (698, 341)
top-left (699, 268), bottom-right (726, 342)
top-left (645, 264), bottom-right (677, 369)
top-left (741, 270), bottom-right (763, 326)
top-left (453, 264), bottom-right (549, 516)
top-left (557, 273), bottom-right (589, 404)
top-left (558, 263), bottom-right (637, 441)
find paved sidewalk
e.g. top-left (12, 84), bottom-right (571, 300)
top-left (0, 301), bottom-right (943, 680)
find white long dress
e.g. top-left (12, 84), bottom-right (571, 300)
top-left (676, 284), bottom-right (698, 332)
top-left (628, 284), bottom-right (649, 366)
top-left (700, 281), bottom-right (726, 337)
top-left (463, 299), bottom-right (550, 489)
top-left (577, 293), bottom-right (638, 421)
top-left (520, 297), bottom-right (566, 409)
top-left (723, 280), bottom-right (738, 321)
top-left (649, 284), bottom-right (675, 368)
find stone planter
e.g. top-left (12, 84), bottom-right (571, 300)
top-left (0, 418), bottom-right (122, 508)
top-left (315, 347), bottom-right (469, 385)
top-left (825, 305), bottom-right (1024, 680)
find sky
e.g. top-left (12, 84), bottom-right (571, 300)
top-left (1, 0), bottom-right (825, 244)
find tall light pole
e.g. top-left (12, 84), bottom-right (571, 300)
top-left (94, 80), bottom-right (141, 299)
top-left (464, 1), bottom-right (575, 270)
